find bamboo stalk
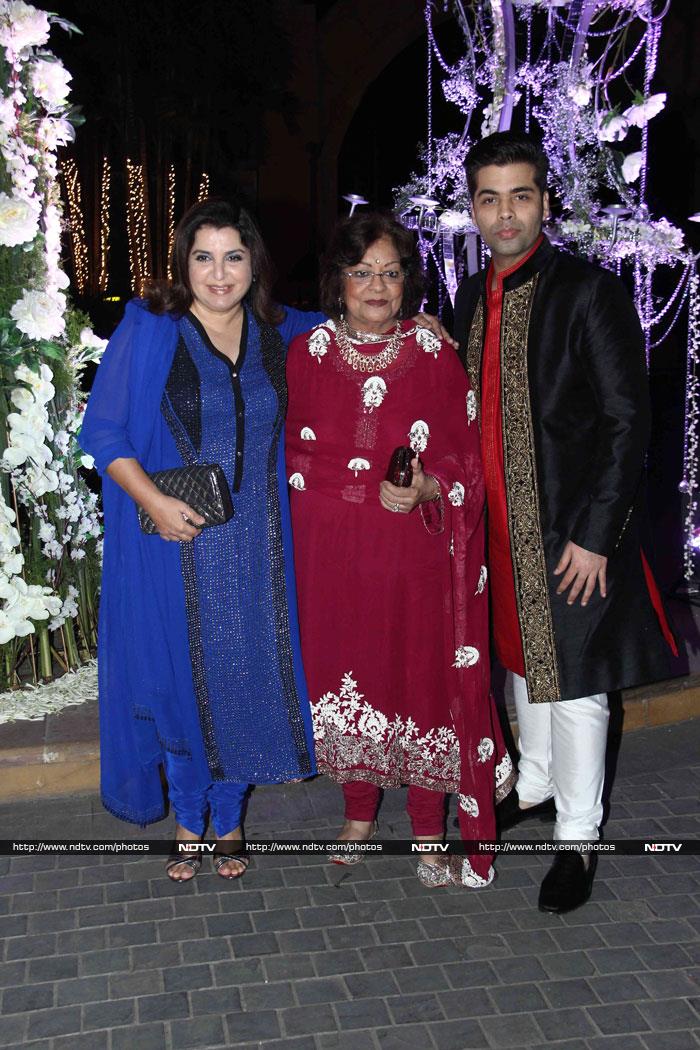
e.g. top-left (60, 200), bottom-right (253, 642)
top-left (26, 629), bottom-right (38, 684)
top-left (37, 626), bottom-right (52, 681)
top-left (50, 645), bottom-right (68, 672)
top-left (63, 619), bottom-right (80, 668)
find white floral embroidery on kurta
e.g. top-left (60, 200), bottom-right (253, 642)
top-left (448, 482), bottom-right (465, 507)
top-left (300, 427), bottom-right (316, 440)
top-left (416, 326), bottom-right (441, 358)
top-left (347, 457), bottom-right (370, 477)
top-left (466, 389), bottom-right (477, 424)
top-left (449, 533), bottom-right (454, 557)
top-left (408, 420), bottom-right (430, 454)
top-left (311, 672), bottom-right (460, 785)
top-left (458, 793), bottom-right (479, 817)
top-left (288, 472), bottom-right (305, 490)
top-left (453, 645), bottom-right (479, 668)
top-left (308, 322), bottom-right (334, 362)
top-left (475, 565), bottom-right (487, 595)
top-left (477, 737), bottom-right (494, 763)
top-left (458, 859), bottom-right (494, 887)
top-left (362, 376), bottom-right (387, 412)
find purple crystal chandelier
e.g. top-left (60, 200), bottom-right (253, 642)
top-left (390, 0), bottom-right (699, 582)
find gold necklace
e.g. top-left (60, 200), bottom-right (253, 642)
top-left (335, 319), bottom-right (405, 372)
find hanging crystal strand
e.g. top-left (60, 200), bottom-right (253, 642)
top-left (640, 19), bottom-right (661, 208)
top-left (525, 4), bottom-right (533, 134)
top-left (682, 268), bottom-right (700, 581)
top-left (425, 1), bottom-right (433, 197)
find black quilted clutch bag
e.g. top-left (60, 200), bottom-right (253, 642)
top-left (138, 463), bottom-right (234, 534)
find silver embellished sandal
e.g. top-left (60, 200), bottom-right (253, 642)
top-left (329, 820), bottom-right (378, 865)
top-left (416, 857), bottom-right (452, 888)
top-left (213, 850), bottom-right (250, 880)
top-left (165, 851), bottom-right (202, 883)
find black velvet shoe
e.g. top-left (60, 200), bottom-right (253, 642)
top-left (538, 852), bottom-right (597, 914)
top-left (496, 794), bottom-right (556, 833)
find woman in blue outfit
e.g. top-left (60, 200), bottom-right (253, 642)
top-left (80, 199), bottom-right (325, 880)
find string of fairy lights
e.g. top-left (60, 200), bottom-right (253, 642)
top-left (97, 156), bottom-right (110, 294)
top-left (125, 159), bottom-right (151, 294)
top-left (61, 157), bottom-right (89, 294)
top-left (197, 172), bottom-right (210, 201)
top-left (60, 158), bottom-right (210, 294)
top-left (166, 163), bottom-right (176, 281)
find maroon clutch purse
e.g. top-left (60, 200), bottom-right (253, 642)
top-left (386, 446), bottom-right (414, 487)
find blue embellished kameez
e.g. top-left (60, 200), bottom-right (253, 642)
top-left (80, 299), bottom-right (324, 832)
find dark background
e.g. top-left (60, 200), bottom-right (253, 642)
top-left (49, 0), bottom-right (700, 593)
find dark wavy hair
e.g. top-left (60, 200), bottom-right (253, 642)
top-left (144, 197), bottom-right (282, 324)
top-left (465, 131), bottom-right (549, 197)
top-left (320, 211), bottom-right (425, 320)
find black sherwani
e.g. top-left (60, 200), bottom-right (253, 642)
top-left (454, 235), bottom-right (673, 702)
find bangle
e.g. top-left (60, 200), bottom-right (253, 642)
top-left (420, 475), bottom-right (444, 535)
top-left (425, 474), bottom-right (441, 501)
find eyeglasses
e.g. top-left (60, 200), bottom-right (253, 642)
top-left (342, 269), bottom-right (404, 283)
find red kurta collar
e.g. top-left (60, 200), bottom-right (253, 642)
top-left (486, 233), bottom-right (545, 299)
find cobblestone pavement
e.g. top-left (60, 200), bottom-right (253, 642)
top-left (0, 720), bottom-right (698, 1049)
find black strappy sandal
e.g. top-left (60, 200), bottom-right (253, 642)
top-left (165, 850), bottom-right (202, 883)
top-left (212, 850), bottom-right (250, 880)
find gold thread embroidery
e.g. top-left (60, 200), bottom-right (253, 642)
top-left (501, 277), bottom-right (560, 702)
top-left (465, 297), bottom-right (484, 419)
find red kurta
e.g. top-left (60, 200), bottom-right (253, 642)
top-left (481, 236), bottom-right (543, 676)
top-left (286, 320), bottom-right (514, 880)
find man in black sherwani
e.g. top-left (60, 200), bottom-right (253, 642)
top-left (454, 131), bottom-right (676, 913)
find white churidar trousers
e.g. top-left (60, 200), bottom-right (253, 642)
top-left (511, 672), bottom-right (609, 842)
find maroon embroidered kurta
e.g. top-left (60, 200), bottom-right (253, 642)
top-left (286, 320), bottom-right (514, 880)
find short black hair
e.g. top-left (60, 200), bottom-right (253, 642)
top-left (320, 211), bottom-right (425, 319)
top-left (465, 131), bottom-right (549, 198)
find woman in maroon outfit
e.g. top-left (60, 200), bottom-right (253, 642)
top-left (286, 213), bottom-right (514, 886)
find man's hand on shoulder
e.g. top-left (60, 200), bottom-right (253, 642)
top-left (554, 541), bottom-right (607, 607)
top-left (412, 312), bottom-right (458, 348)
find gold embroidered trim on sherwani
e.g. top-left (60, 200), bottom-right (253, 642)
top-left (501, 277), bottom-right (560, 702)
top-left (465, 297), bottom-right (484, 413)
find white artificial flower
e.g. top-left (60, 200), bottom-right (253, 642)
top-left (79, 454), bottom-right (95, 470)
top-left (10, 289), bottom-right (65, 340)
top-left (0, 613), bottom-right (19, 645)
top-left (24, 465), bottom-right (59, 497)
top-left (78, 327), bottom-right (107, 351)
top-left (621, 152), bottom-right (643, 184)
top-left (438, 209), bottom-right (472, 231)
top-left (0, 94), bottom-right (15, 131)
top-left (0, 193), bottom-right (41, 247)
top-left (2, 445), bottom-right (29, 468)
top-left (3, 552), bottom-right (23, 575)
top-left (30, 58), bottom-right (72, 109)
top-left (0, 2), bottom-right (51, 52)
top-left (624, 93), bottom-right (666, 128)
top-left (598, 113), bottom-right (628, 143)
top-left (36, 116), bottom-right (75, 150)
top-left (569, 83), bottom-right (591, 107)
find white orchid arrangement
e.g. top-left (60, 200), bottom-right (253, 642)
top-left (0, 1), bottom-right (104, 688)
